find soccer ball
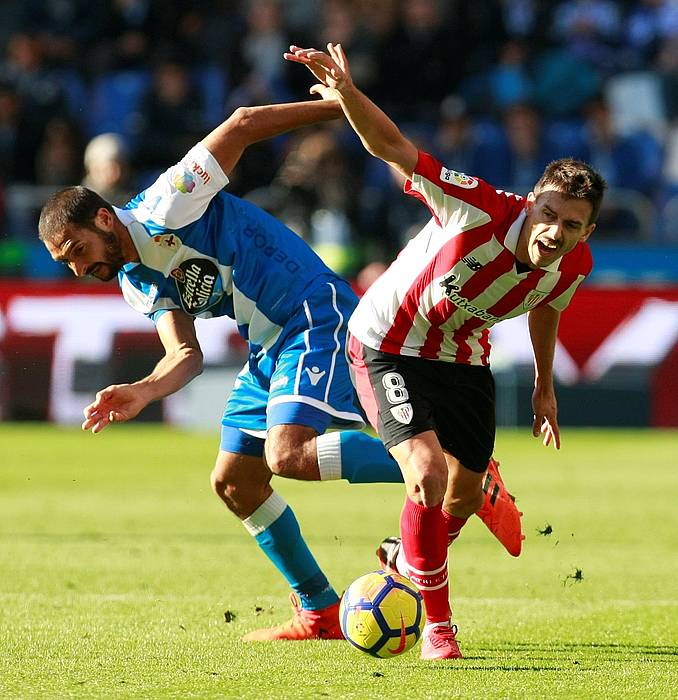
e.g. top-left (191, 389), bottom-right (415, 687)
top-left (340, 570), bottom-right (425, 658)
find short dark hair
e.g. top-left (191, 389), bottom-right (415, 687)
top-left (533, 158), bottom-right (607, 224)
top-left (38, 186), bottom-right (114, 244)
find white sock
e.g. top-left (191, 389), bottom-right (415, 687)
top-left (316, 433), bottom-right (342, 481)
top-left (241, 491), bottom-right (287, 535)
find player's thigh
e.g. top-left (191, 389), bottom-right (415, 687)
top-left (267, 280), bottom-right (364, 435)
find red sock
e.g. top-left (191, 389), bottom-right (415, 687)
top-left (442, 509), bottom-right (468, 546)
top-left (399, 497), bottom-right (450, 624)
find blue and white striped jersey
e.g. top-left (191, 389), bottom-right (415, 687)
top-left (117, 142), bottom-right (342, 350)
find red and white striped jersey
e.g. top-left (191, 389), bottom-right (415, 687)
top-left (349, 151), bottom-right (592, 366)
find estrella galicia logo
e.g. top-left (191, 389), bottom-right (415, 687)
top-left (171, 258), bottom-right (222, 313)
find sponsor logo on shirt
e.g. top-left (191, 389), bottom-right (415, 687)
top-left (440, 167), bottom-right (478, 189)
top-left (439, 272), bottom-right (499, 323)
top-left (461, 255), bottom-right (483, 271)
top-left (242, 224), bottom-right (301, 274)
top-left (523, 289), bottom-right (547, 310)
top-left (171, 258), bottom-right (220, 313)
top-left (190, 161), bottom-right (211, 185)
top-left (172, 170), bottom-right (196, 194)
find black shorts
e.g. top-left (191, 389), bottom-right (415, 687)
top-left (349, 337), bottom-right (495, 473)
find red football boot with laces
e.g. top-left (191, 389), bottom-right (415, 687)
top-left (476, 457), bottom-right (525, 557)
top-left (242, 594), bottom-right (343, 641)
top-left (420, 623), bottom-right (463, 660)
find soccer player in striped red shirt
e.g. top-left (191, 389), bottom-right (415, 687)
top-left (286, 43), bottom-right (606, 660)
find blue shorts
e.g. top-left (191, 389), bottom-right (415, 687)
top-left (220, 279), bottom-right (365, 457)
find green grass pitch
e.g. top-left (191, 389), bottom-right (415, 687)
top-left (0, 425), bottom-right (676, 699)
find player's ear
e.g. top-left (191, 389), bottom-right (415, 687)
top-left (525, 191), bottom-right (536, 213)
top-left (94, 207), bottom-right (114, 229)
top-left (581, 223), bottom-right (595, 242)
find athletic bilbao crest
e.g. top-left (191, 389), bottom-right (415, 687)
top-left (171, 258), bottom-right (222, 314)
top-left (523, 290), bottom-right (547, 310)
top-left (391, 403), bottom-right (414, 425)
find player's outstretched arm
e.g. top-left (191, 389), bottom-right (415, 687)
top-left (528, 304), bottom-right (561, 449)
top-left (284, 43), bottom-right (418, 179)
top-left (82, 311), bottom-right (203, 433)
top-left (201, 99), bottom-right (342, 178)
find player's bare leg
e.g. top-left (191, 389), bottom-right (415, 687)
top-left (211, 449), bottom-right (342, 641)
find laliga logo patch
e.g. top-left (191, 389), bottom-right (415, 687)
top-left (172, 258), bottom-right (221, 313)
top-left (391, 403), bottom-right (414, 425)
top-left (440, 167), bottom-right (478, 189)
top-left (523, 290), bottom-right (547, 310)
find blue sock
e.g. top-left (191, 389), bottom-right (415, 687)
top-left (316, 431), bottom-right (403, 483)
top-left (243, 492), bottom-right (339, 611)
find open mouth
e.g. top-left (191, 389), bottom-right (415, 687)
top-left (536, 239), bottom-right (558, 256)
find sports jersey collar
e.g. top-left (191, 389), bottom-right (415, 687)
top-left (505, 208), bottom-right (561, 273)
top-left (115, 206), bottom-right (143, 270)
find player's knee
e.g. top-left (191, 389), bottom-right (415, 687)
top-left (210, 463), bottom-right (233, 503)
top-left (265, 444), bottom-right (295, 477)
top-left (404, 463), bottom-right (447, 506)
top-left (210, 463), bottom-right (253, 517)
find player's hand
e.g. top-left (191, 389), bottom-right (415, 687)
top-left (532, 384), bottom-right (560, 449)
top-left (82, 384), bottom-right (149, 433)
top-left (284, 43), bottom-right (353, 93)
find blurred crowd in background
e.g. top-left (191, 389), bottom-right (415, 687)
top-left (0, 0), bottom-right (677, 281)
